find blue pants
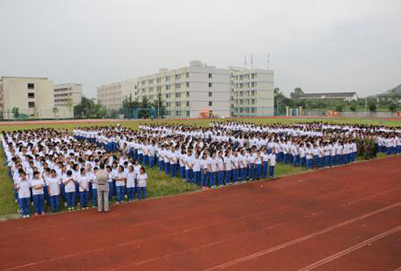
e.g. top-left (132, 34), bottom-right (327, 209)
top-left (299, 157), bottom-right (305, 168)
top-left (20, 197), bottom-right (30, 216)
top-left (201, 171), bottom-right (208, 187)
top-left (186, 169), bottom-right (193, 183)
top-left (33, 194), bottom-right (45, 214)
top-left (313, 156), bottom-right (319, 168)
top-left (80, 191), bottom-right (89, 207)
top-left (269, 166), bottom-right (275, 179)
top-left (50, 195), bottom-right (60, 212)
top-left (217, 171), bottom-right (224, 185)
top-left (66, 192), bottom-right (76, 208)
top-left (306, 159), bottom-right (312, 170)
top-left (108, 182), bottom-right (114, 200)
top-left (210, 172), bottom-right (216, 187)
top-left (255, 164), bottom-right (262, 179)
top-left (137, 187), bottom-right (146, 199)
top-left (180, 166), bottom-right (186, 178)
top-left (249, 164), bottom-right (255, 180)
top-left (149, 157), bottom-right (154, 168)
top-left (91, 189), bottom-right (97, 206)
top-left (127, 187), bottom-right (136, 201)
top-left (116, 186), bottom-right (125, 202)
top-left (292, 156), bottom-right (298, 167)
top-left (262, 162), bottom-right (268, 178)
top-left (159, 160), bottom-right (164, 171)
top-left (225, 170), bottom-right (232, 184)
top-left (232, 169), bottom-right (238, 183)
top-left (194, 171), bottom-right (201, 185)
top-left (138, 154), bottom-right (143, 164)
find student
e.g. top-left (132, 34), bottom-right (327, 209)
top-left (179, 150), bottom-right (186, 179)
top-left (224, 150), bottom-right (232, 185)
top-left (217, 151), bottom-right (224, 186)
top-left (16, 171), bottom-right (31, 218)
top-left (185, 150), bottom-right (194, 184)
top-left (193, 152), bottom-right (201, 185)
top-left (114, 165), bottom-right (126, 204)
top-left (200, 152), bottom-right (209, 188)
top-left (232, 150), bottom-right (240, 183)
top-left (268, 148), bottom-right (277, 179)
top-left (31, 170), bottom-right (45, 216)
top-left (89, 165), bottom-right (97, 207)
top-left (78, 168), bottom-right (90, 209)
top-left (126, 165), bottom-right (136, 201)
top-left (306, 144), bottom-right (313, 170)
top-left (47, 169), bottom-right (61, 212)
top-left (106, 165), bottom-right (114, 200)
top-left (137, 166), bottom-right (148, 200)
top-left (209, 152), bottom-right (217, 187)
top-left (63, 170), bottom-right (76, 210)
top-left (261, 148), bottom-right (269, 179)
top-left (255, 150), bottom-right (262, 180)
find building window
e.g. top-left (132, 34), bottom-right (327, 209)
top-left (186, 72), bottom-right (190, 78)
top-left (166, 85), bottom-right (171, 90)
top-left (176, 102), bottom-right (181, 107)
top-left (208, 73), bottom-right (212, 78)
top-left (208, 83), bottom-right (212, 88)
top-left (175, 83), bottom-right (181, 89)
top-left (186, 111), bottom-right (190, 117)
top-left (28, 93), bottom-right (35, 98)
top-left (208, 92), bottom-right (212, 97)
top-left (176, 111), bottom-right (182, 117)
top-left (186, 92), bottom-right (190, 97)
top-left (175, 74), bottom-right (181, 80)
top-left (209, 101), bottom-right (213, 106)
top-left (175, 93), bottom-right (181, 98)
top-left (166, 102), bottom-right (171, 107)
top-left (157, 77), bottom-right (161, 83)
top-left (28, 102), bottom-right (35, 108)
top-left (166, 76), bottom-right (171, 81)
top-left (27, 83), bottom-right (34, 89)
top-left (186, 82), bottom-right (190, 88)
top-left (186, 101), bottom-right (190, 107)
top-left (166, 93), bottom-right (171, 98)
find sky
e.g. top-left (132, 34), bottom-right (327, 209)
top-left (0, 0), bottom-right (400, 98)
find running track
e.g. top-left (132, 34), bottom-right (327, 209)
top-left (1, 156), bottom-right (401, 271)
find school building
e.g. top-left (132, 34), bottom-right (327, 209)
top-left (0, 76), bottom-right (55, 119)
top-left (97, 79), bottom-right (136, 111)
top-left (54, 83), bottom-right (83, 118)
top-left (135, 60), bottom-right (231, 119)
top-left (230, 67), bottom-right (275, 117)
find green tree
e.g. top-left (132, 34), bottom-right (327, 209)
top-left (12, 107), bottom-right (20, 119)
top-left (335, 104), bottom-right (343, 112)
top-left (152, 92), bottom-right (167, 118)
top-left (368, 102), bottom-right (377, 112)
top-left (389, 103), bottom-right (397, 112)
top-left (52, 107), bottom-right (59, 119)
top-left (74, 96), bottom-right (106, 119)
top-left (290, 87), bottom-right (304, 99)
top-left (350, 104), bottom-right (357, 112)
top-left (139, 96), bottom-right (151, 119)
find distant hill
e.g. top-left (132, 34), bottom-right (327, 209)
top-left (385, 83), bottom-right (401, 95)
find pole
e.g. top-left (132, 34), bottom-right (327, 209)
top-left (158, 90), bottom-right (160, 119)
top-left (364, 98), bottom-right (367, 117)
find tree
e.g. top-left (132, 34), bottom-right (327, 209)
top-left (138, 96), bottom-right (151, 119)
top-left (350, 104), bottom-right (357, 112)
top-left (335, 104), bottom-right (343, 112)
top-left (74, 96), bottom-right (106, 119)
top-left (152, 92), bottom-right (167, 118)
top-left (290, 87), bottom-right (304, 99)
top-left (389, 103), bottom-right (397, 112)
top-left (368, 102), bottom-right (377, 112)
top-left (12, 107), bottom-right (20, 119)
top-left (52, 107), bottom-right (59, 119)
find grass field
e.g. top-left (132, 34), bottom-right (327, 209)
top-left (0, 117), bottom-right (399, 217)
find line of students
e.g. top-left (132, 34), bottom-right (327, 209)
top-left (2, 129), bottom-right (149, 218)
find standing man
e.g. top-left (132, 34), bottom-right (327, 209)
top-left (96, 163), bottom-right (110, 213)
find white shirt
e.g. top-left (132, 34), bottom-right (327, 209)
top-left (268, 153), bottom-right (277, 166)
top-left (63, 176), bottom-right (76, 193)
top-left (115, 172), bottom-right (126, 187)
top-left (137, 173), bottom-right (148, 187)
top-left (126, 172), bottom-right (136, 188)
top-left (17, 178), bottom-right (31, 198)
top-left (47, 177), bottom-right (61, 196)
top-left (30, 178), bottom-right (45, 195)
top-left (78, 174), bottom-right (90, 192)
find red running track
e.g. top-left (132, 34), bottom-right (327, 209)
top-left (1, 156), bottom-right (401, 271)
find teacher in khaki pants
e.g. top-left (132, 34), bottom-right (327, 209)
top-left (96, 163), bottom-right (110, 213)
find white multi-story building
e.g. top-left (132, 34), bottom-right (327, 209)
top-left (0, 76), bottom-right (55, 119)
top-left (54, 83), bottom-right (83, 118)
top-left (97, 80), bottom-right (136, 111)
top-left (136, 61), bottom-right (231, 119)
top-left (230, 67), bottom-right (275, 117)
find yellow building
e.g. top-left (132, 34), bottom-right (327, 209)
top-left (0, 76), bottom-right (55, 119)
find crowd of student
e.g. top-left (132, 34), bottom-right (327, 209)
top-left (2, 121), bottom-right (400, 218)
top-left (2, 129), bottom-right (148, 218)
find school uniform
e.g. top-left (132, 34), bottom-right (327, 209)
top-left (31, 178), bottom-right (45, 215)
top-left (261, 152), bottom-right (269, 179)
top-left (137, 173), bottom-right (148, 199)
top-left (268, 153), bottom-right (276, 179)
top-left (115, 172), bottom-right (126, 203)
top-left (126, 172), bottom-right (136, 201)
top-left (78, 174), bottom-right (90, 208)
top-left (200, 159), bottom-right (209, 187)
top-left (63, 176), bottom-right (76, 208)
top-left (255, 153), bottom-right (262, 180)
top-left (47, 177), bottom-right (61, 212)
top-left (16, 178), bottom-right (31, 216)
top-left (193, 157), bottom-right (201, 185)
top-left (224, 155), bottom-right (233, 184)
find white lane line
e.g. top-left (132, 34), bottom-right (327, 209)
top-left (298, 224), bottom-right (401, 271)
top-left (204, 202), bottom-right (401, 271)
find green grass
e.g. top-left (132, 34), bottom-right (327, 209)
top-left (0, 117), bottom-right (399, 217)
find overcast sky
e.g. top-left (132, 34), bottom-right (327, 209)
top-left (1, 0), bottom-right (400, 98)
